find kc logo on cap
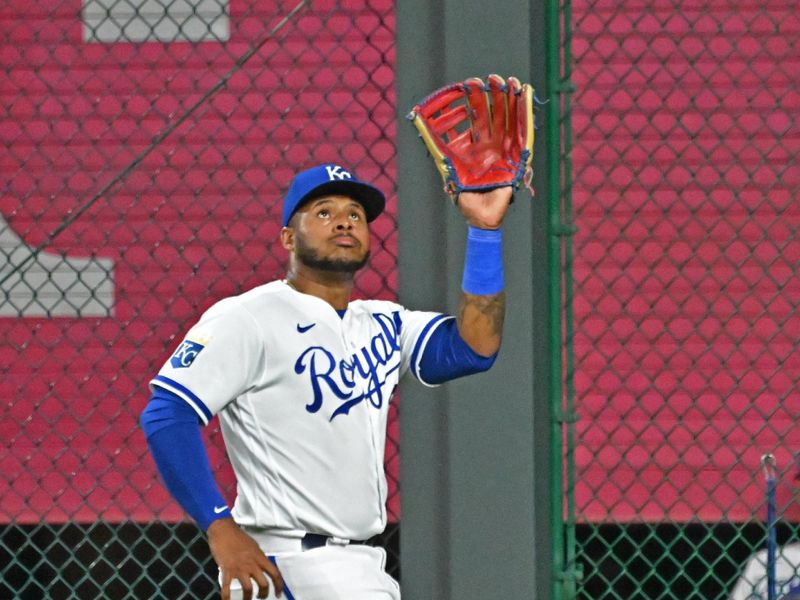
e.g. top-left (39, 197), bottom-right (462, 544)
top-left (282, 163), bottom-right (386, 227)
top-left (325, 165), bottom-right (351, 180)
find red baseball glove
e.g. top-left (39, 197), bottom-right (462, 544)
top-left (407, 74), bottom-right (535, 200)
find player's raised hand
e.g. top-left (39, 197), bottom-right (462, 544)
top-left (208, 518), bottom-right (284, 600)
top-left (456, 186), bottom-right (514, 230)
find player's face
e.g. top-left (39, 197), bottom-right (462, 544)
top-left (286, 195), bottom-right (370, 273)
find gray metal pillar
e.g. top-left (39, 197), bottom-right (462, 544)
top-left (396, 2), bottom-right (553, 599)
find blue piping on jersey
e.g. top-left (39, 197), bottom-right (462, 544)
top-left (151, 374), bottom-right (213, 424)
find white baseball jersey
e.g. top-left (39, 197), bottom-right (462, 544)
top-left (150, 280), bottom-right (449, 541)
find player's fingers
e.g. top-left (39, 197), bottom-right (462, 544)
top-left (239, 577), bottom-right (253, 600)
top-left (220, 571), bottom-right (232, 600)
top-left (250, 569), bottom-right (270, 599)
top-left (259, 556), bottom-right (285, 597)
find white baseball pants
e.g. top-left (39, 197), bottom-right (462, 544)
top-left (223, 542), bottom-right (401, 600)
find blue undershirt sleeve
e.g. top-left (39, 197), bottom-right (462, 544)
top-left (417, 317), bottom-right (498, 385)
top-left (140, 387), bottom-right (232, 530)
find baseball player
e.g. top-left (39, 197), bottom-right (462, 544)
top-left (141, 76), bottom-right (533, 599)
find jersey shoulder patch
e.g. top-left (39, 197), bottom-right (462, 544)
top-left (169, 339), bottom-right (206, 368)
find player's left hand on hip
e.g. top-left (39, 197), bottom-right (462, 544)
top-left (208, 518), bottom-right (284, 600)
top-left (457, 186), bottom-right (514, 230)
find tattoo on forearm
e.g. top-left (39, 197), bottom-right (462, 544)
top-left (458, 292), bottom-right (506, 337)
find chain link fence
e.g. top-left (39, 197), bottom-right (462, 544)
top-left (1, 1), bottom-right (399, 597)
top-left (568, 1), bottom-right (800, 598)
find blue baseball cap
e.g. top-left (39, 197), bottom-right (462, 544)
top-left (282, 164), bottom-right (386, 227)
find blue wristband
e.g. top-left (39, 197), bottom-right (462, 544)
top-left (461, 226), bottom-right (504, 295)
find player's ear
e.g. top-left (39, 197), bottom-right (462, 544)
top-left (280, 226), bottom-right (294, 251)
